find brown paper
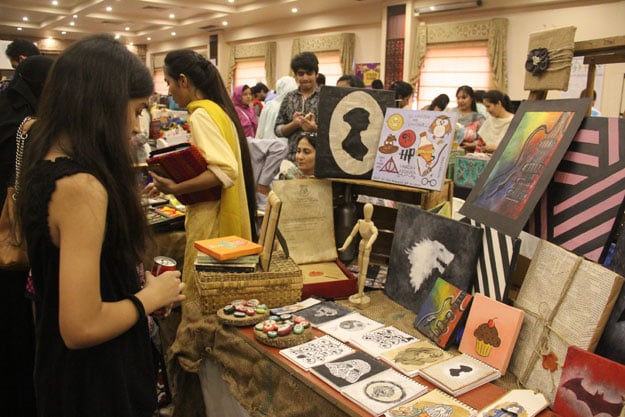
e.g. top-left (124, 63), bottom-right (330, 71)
top-left (524, 26), bottom-right (576, 92)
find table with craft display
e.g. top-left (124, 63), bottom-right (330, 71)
top-left (180, 291), bottom-right (559, 417)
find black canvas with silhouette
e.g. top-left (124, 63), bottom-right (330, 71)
top-left (315, 85), bottom-right (395, 179)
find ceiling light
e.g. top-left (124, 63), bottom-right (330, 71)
top-left (22, 16), bottom-right (29, 21)
top-left (171, 32), bottom-right (176, 36)
top-left (291, 8), bottom-right (298, 13)
top-left (106, 6), bottom-right (112, 12)
top-left (52, 1), bottom-right (58, 5)
top-left (125, 26), bottom-right (130, 31)
top-left (69, 21), bottom-right (75, 26)
top-left (114, 34), bottom-right (120, 39)
top-left (414, 0), bottom-right (482, 15)
top-left (222, 21), bottom-right (228, 26)
top-left (17, 27), bottom-right (22, 31)
top-left (228, 0), bottom-right (234, 3)
top-left (169, 13), bottom-right (175, 19)
top-left (147, 37), bottom-right (152, 41)
top-left (129, 42), bottom-right (134, 46)
top-left (73, 14), bottom-right (78, 18)
top-left (61, 31), bottom-right (66, 35)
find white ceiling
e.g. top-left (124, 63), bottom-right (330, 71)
top-left (1, 0), bottom-right (387, 45)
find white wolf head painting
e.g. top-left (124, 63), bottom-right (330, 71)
top-left (405, 238), bottom-right (455, 292)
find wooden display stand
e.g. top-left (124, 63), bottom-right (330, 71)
top-left (331, 178), bottom-right (453, 263)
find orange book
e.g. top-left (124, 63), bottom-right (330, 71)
top-left (194, 235), bottom-right (263, 261)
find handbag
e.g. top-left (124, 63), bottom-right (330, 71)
top-left (0, 117), bottom-right (31, 270)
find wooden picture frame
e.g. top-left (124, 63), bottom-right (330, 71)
top-left (460, 98), bottom-right (590, 237)
top-left (258, 191), bottom-right (282, 271)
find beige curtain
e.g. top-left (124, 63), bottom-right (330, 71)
top-left (409, 18), bottom-right (508, 91)
top-left (291, 33), bottom-right (356, 75)
top-left (227, 41), bottom-right (277, 89)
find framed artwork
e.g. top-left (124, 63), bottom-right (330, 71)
top-left (371, 109), bottom-right (456, 191)
top-left (384, 203), bottom-right (482, 314)
top-left (527, 117), bottom-right (625, 263)
top-left (460, 98), bottom-right (591, 237)
top-left (315, 86), bottom-right (396, 179)
top-left (258, 191), bottom-right (282, 271)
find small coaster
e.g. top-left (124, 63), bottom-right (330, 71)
top-left (217, 309), bottom-right (269, 327)
top-left (254, 327), bottom-right (313, 348)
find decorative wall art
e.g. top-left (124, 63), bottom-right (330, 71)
top-left (553, 346), bottom-right (625, 417)
top-left (353, 62), bottom-right (381, 87)
top-left (315, 86), bottom-right (395, 179)
top-left (371, 109), bottom-right (456, 191)
top-left (524, 26), bottom-right (576, 92)
top-left (461, 218), bottom-right (521, 302)
top-left (527, 117), bottom-right (625, 263)
top-left (385, 203), bottom-right (482, 314)
top-left (460, 98), bottom-right (591, 237)
top-left (508, 240), bottom-right (624, 403)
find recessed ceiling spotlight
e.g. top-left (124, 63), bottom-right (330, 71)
top-left (171, 31), bottom-right (176, 36)
top-left (222, 21), bottom-right (228, 26)
top-left (17, 27), bottom-right (22, 31)
top-left (22, 16), bottom-right (29, 21)
top-left (147, 36), bottom-right (152, 41)
top-left (52, 1), bottom-right (58, 5)
top-left (106, 6), bottom-right (112, 12)
top-left (169, 13), bottom-right (175, 19)
top-left (228, 0), bottom-right (234, 3)
top-left (114, 34), bottom-right (120, 39)
top-left (73, 14), bottom-right (78, 18)
top-left (61, 31), bottom-right (66, 35)
top-left (129, 42), bottom-right (134, 46)
top-left (291, 7), bottom-right (298, 13)
top-left (69, 21), bottom-right (75, 26)
top-left (125, 26), bottom-right (130, 31)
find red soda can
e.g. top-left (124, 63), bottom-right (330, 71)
top-left (152, 256), bottom-right (177, 276)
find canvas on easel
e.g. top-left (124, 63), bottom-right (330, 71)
top-left (460, 98), bottom-right (591, 237)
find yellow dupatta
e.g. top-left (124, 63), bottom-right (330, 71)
top-left (187, 99), bottom-right (252, 240)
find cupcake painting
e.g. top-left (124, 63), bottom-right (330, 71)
top-left (474, 318), bottom-right (502, 357)
top-left (458, 293), bottom-right (524, 375)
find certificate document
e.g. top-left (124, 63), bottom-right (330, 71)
top-left (272, 178), bottom-right (338, 264)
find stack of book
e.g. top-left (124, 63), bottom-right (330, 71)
top-left (194, 235), bottom-right (263, 273)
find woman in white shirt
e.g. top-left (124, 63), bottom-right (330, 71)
top-left (476, 90), bottom-right (514, 153)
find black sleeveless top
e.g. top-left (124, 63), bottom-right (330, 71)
top-left (22, 158), bottom-right (156, 417)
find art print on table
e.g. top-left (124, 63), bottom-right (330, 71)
top-left (315, 86), bottom-right (396, 179)
top-left (380, 340), bottom-right (453, 377)
top-left (350, 326), bottom-right (418, 358)
top-left (385, 203), bottom-right (482, 314)
top-left (340, 368), bottom-right (428, 416)
top-left (372, 109), bottom-right (456, 191)
top-left (317, 312), bottom-right (384, 342)
top-left (310, 350), bottom-right (388, 391)
top-left (527, 117), bottom-right (625, 263)
top-left (296, 300), bottom-right (354, 327)
top-left (279, 335), bottom-right (354, 370)
top-left (460, 98), bottom-right (590, 237)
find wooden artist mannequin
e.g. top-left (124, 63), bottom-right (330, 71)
top-left (338, 203), bottom-right (378, 306)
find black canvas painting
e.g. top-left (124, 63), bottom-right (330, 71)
top-left (384, 203), bottom-right (483, 314)
top-left (315, 85), bottom-right (396, 179)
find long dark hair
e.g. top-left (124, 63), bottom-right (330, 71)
top-left (164, 50), bottom-right (257, 239)
top-left (483, 89), bottom-right (513, 113)
top-left (18, 34), bottom-right (153, 271)
top-left (456, 85), bottom-right (478, 112)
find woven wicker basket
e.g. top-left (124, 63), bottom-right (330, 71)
top-left (195, 251), bottom-right (303, 314)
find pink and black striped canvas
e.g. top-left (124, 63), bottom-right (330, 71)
top-left (527, 117), bottom-right (625, 263)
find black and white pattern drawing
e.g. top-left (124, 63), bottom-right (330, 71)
top-left (296, 300), bottom-right (354, 327)
top-left (385, 203), bottom-right (483, 314)
top-left (317, 312), bottom-right (385, 342)
top-left (461, 217), bottom-right (521, 302)
top-left (350, 326), bottom-right (418, 358)
top-left (279, 335), bottom-right (354, 370)
top-left (340, 368), bottom-right (428, 416)
top-left (310, 351), bottom-right (388, 391)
